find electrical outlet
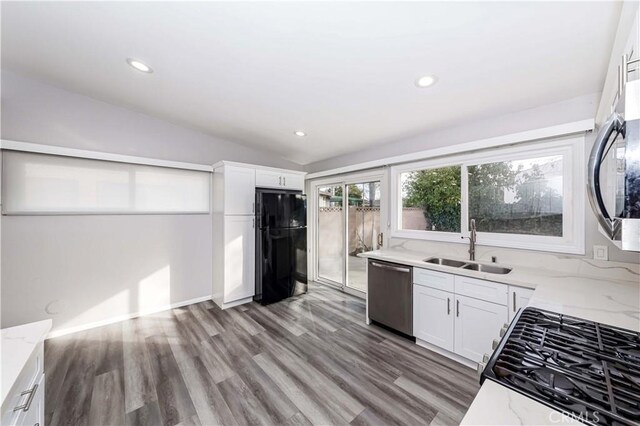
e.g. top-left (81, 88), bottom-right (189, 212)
top-left (593, 245), bottom-right (609, 261)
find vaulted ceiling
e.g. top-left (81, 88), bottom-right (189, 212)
top-left (1, 2), bottom-right (621, 164)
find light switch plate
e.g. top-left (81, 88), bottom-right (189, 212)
top-left (593, 245), bottom-right (609, 261)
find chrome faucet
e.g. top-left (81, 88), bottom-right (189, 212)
top-left (466, 219), bottom-right (477, 261)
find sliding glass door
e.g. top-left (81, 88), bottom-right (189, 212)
top-left (316, 184), bottom-right (345, 286)
top-left (314, 173), bottom-right (386, 296)
top-left (346, 181), bottom-right (381, 293)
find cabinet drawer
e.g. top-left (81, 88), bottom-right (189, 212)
top-left (454, 275), bottom-right (508, 305)
top-left (413, 268), bottom-right (454, 293)
top-left (1, 342), bottom-right (43, 426)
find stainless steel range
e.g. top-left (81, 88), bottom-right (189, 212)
top-left (481, 307), bottom-right (640, 425)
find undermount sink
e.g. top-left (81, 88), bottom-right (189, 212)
top-left (462, 263), bottom-right (512, 274)
top-left (423, 257), bottom-right (512, 275)
top-left (423, 257), bottom-right (467, 268)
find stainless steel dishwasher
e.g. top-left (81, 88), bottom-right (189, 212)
top-left (367, 259), bottom-right (413, 336)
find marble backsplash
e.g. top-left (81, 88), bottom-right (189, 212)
top-left (388, 238), bottom-right (640, 283)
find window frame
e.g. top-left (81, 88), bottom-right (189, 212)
top-left (390, 135), bottom-right (585, 254)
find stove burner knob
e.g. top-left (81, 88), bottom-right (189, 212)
top-left (483, 353), bottom-right (490, 363)
top-left (492, 338), bottom-right (500, 350)
top-left (477, 361), bottom-right (487, 378)
top-left (499, 325), bottom-right (509, 337)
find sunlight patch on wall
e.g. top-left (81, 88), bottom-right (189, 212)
top-left (138, 265), bottom-right (171, 315)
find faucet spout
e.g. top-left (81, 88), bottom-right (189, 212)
top-left (469, 219), bottom-right (476, 261)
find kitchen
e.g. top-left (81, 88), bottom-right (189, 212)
top-left (1, 2), bottom-right (639, 426)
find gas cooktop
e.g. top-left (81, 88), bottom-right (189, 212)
top-left (481, 307), bottom-right (640, 426)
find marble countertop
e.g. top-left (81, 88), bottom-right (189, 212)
top-left (359, 248), bottom-right (640, 425)
top-left (1, 319), bottom-right (52, 405)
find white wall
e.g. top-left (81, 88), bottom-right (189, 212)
top-left (304, 93), bottom-right (600, 173)
top-left (0, 71), bottom-right (299, 335)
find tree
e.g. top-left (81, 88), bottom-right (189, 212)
top-left (403, 166), bottom-right (461, 232)
top-left (335, 184), bottom-right (364, 205)
top-left (468, 163), bottom-right (518, 231)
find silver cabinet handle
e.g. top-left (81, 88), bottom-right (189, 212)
top-left (14, 383), bottom-right (38, 412)
top-left (447, 297), bottom-right (451, 315)
top-left (513, 291), bottom-right (517, 312)
top-left (279, 176), bottom-right (282, 185)
top-left (252, 202), bottom-right (255, 213)
top-left (369, 261), bottom-right (410, 273)
top-left (456, 299), bottom-right (460, 317)
top-left (587, 111), bottom-right (624, 239)
top-left (283, 176), bottom-right (286, 186)
top-left (252, 218), bottom-right (255, 228)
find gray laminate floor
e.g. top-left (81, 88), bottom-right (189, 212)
top-left (45, 283), bottom-right (480, 426)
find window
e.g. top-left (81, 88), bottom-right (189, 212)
top-left (390, 136), bottom-right (584, 254)
top-left (401, 166), bottom-right (461, 232)
top-left (468, 155), bottom-right (563, 237)
top-left (2, 151), bottom-right (210, 214)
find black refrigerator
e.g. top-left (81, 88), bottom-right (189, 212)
top-left (254, 189), bottom-right (307, 305)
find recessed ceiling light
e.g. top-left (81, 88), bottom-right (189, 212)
top-left (415, 74), bottom-right (438, 88)
top-left (294, 131), bottom-right (306, 137)
top-left (126, 58), bottom-right (153, 73)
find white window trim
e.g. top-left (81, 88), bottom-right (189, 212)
top-left (389, 135), bottom-right (585, 255)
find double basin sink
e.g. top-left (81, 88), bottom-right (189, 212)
top-left (424, 257), bottom-right (512, 274)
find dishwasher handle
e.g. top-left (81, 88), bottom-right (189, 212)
top-left (369, 261), bottom-right (411, 274)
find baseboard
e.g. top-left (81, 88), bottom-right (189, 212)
top-left (218, 296), bottom-right (253, 310)
top-left (415, 338), bottom-right (477, 369)
top-left (46, 295), bottom-right (212, 339)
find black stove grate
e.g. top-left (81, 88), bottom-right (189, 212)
top-left (482, 307), bottom-right (640, 426)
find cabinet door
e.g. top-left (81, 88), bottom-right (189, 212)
top-left (224, 216), bottom-right (255, 303)
top-left (224, 166), bottom-right (256, 215)
top-left (454, 295), bottom-right (508, 362)
top-left (508, 286), bottom-right (535, 322)
top-left (413, 285), bottom-right (454, 351)
top-left (280, 173), bottom-right (304, 191)
top-left (255, 169), bottom-right (283, 189)
top-left (15, 373), bottom-right (44, 426)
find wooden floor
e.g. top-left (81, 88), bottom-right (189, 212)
top-left (45, 283), bottom-right (480, 426)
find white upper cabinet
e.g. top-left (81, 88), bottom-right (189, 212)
top-left (256, 169), bottom-right (304, 191)
top-left (508, 286), bottom-right (535, 322)
top-left (218, 165), bottom-right (255, 215)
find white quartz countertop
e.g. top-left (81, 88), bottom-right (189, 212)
top-left (1, 319), bottom-right (52, 405)
top-left (359, 248), bottom-right (640, 425)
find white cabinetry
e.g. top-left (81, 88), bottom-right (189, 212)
top-left (256, 169), bottom-right (304, 191)
top-left (454, 294), bottom-right (508, 362)
top-left (508, 286), bottom-right (535, 322)
top-left (223, 216), bottom-right (255, 303)
top-left (1, 320), bottom-right (50, 426)
top-left (413, 285), bottom-right (454, 352)
top-left (212, 161), bottom-right (306, 309)
top-left (213, 163), bottom-right (256, 309)
top-left (224, 166), bottom-right (256, 215)
top-left (413, 268), bottom-right (509, 364)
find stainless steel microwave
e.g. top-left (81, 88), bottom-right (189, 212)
top-left (588, 55), bottom-right (639, 252)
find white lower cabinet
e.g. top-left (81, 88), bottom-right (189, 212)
top-left (454, 294), bottom-right (508, 362)
top-left (508, 286), bottom-right (535, 322)
top-left (413, 285), bottom-right (454, 352)
top-left (222, 215), bottom-right (255, 304)
top-left (413, 272), bottom-right (511, 364)
top-left (15, 373), bottom-right (44, 426)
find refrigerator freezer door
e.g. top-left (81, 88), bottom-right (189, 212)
top-left (257, 191), bottom-right (306, 229)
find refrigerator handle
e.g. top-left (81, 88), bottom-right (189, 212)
top-left (587, 112), bottom-right (625, 239)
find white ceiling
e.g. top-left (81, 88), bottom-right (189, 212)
top-left (1, 2), bottom-right (621, 165)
